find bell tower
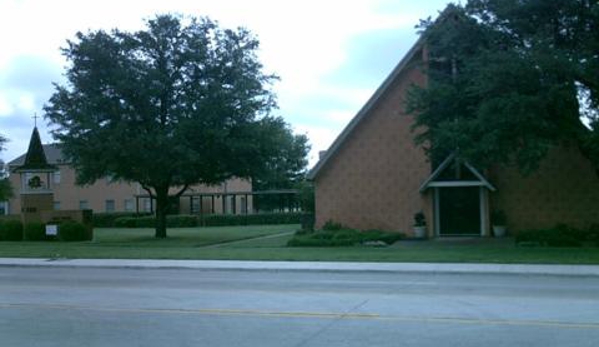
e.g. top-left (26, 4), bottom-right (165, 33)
top-left (14, 126), bottom-right (56, 223)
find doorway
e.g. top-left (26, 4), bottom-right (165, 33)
top-left (438, 187), bottom-right (481, 236)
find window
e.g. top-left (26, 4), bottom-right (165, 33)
top-left (53, 170), bottom-right (61, 184)
top-left (241, 197), bottom-right (247, 214)
top-left (143, 198), bottom-right (152, 212)
top-left (79, 200), bottom-right (89, 210)
top-left (0, 201), bottom-right (8, 215)
top-left (124, 199), bottom-right (134, 212)
top-left (191, 197), bottom-right (201, 214)
top-left (53, 201), bottom-right (61, 210)
top-left (105, 199), bottom-right (115, 212)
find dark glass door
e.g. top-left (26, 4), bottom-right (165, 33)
top-left (439, 187), bottom-right (480, 235)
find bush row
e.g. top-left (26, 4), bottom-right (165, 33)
top-left (0, 220), bottom-right (91, 242)
top-left (93, 212), bottom-right (152, 227)
top-left (112, 212), bottom-right (304, 228)
top-left (287, 228), bottom-right (405, 247)
top-left (515, 224), bottom-right (599, 247)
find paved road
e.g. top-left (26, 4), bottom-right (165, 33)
top-left (1, 267), bottom-right (599, 346)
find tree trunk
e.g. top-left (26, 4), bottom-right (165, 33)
top-left (155, 186), bottom-right (169, 238)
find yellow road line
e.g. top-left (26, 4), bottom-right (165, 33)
top-left (2, 303), bottom-right (599, 330)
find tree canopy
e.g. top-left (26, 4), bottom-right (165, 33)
top-left (250, 117), bottom-right (310, 191)
top-left (407, 0), bottom-right (599, 173)
top-left (45, 14), bottom-right (305, 237)
top-left (0, 134), bottom-right (13, 202)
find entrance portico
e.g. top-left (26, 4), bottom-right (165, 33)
top-left (420, 153), bottom-right (496, 237)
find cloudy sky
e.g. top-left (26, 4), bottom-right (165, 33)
top-left (0, 0), bottom-right (450, 166)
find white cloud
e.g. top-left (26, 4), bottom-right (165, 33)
top-left (0, 0), bottom-right (450, 166)
top-left (293, 124), bottom-right (340, 166)
top-left (17, 93), bottom-right (36, 112)
top-left (0, 94), bottom-right (13, 116)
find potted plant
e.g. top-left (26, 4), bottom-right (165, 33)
top-left (413, 211), bottom-right (427, 239)
top-left (491, 210), bottom-right (507, 237)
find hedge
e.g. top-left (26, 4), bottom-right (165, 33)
top-left (58, 221), bottom-right (92, 241)
top-left (93, 212), bottom-right (152, 227)
top-left (515, 224), bottom-right (594, 247)
top-left (0, 219), bottom-right (23, 241)
top-left (24, 222), bottom-right (48, 241)
top-left (112, 212), bottom-right (304, 228)
top-left (287, 228), bottom-right (404, 247)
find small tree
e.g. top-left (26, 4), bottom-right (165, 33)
top-left (0, 134), bottom-right (13, 202)
top-left (45, 14), bottom-right (288, 238)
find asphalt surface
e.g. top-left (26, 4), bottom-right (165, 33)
top-left (1, 266), bottom-right (599, 346)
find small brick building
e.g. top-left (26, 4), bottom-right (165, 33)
top-left (308, 39), bottom-right (599, 237)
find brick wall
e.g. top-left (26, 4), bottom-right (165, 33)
top-left (489, 145), bottom-right (599, 231)
top-left (314, 51), bottom-right (433, 235)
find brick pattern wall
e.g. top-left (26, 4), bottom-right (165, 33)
top-left (7, 166), bottom-right (252, 215)
top-left (314, 52), bottom-right (433, 235)
top-left (489, 145), bottom-right (599, 231)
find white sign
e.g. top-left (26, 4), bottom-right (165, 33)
top-left (45, 225), bottom-right (58, 236)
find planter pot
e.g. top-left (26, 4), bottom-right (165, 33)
top-left (413, 226), bottom-right (427, 239)
top-left (492, 225), bottom-right (507, 237)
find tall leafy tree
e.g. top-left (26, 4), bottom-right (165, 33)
top-left (251, 117), bottom-right (310, 191)
top-left (408, 1), bottom-right (599, 173)
top-left (0, 134), bottom-right (13, 202)
top-left (45, 14), bottom-right (286, 238)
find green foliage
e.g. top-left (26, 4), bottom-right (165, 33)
top-left (201, 213), bottom-right (302, 227)
top-left (24, 222), bottom-right (48, 241)
top-left (0, 133), bottom-right (13, 202)
top-left (251, 119), bottom-right (311, 191)
top-left (287, 228), bottom-right (404, 247)
top-left (297, 180), bottom-right (315, 213)
top-left (44, 14), bottom-right (288, 238)
top-left (491, 210), bottom-right (507, 225)
top-left (0, 220), bottom-right (23, 241)
top-left (515, 224), bottom-right (591, 248)
top-left (589, 224), bottom-right (599, 246)
top-left (93, 212), bottom-right (152, 227)
top-left (414, 212), bottom-right (426, 227)
top-left (322, 220), bottom-right (344, 231)
top-left (58, 221), bottom-right (91, 241)
top-left (408, 1), bottom-right (599, 172)
top-left (300, 213), bottom-right (315, 231)
top-left (113, 213), bottom-right (303, 228)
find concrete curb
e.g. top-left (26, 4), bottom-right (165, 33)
top-left (1, 258), bottom-right (599, 277)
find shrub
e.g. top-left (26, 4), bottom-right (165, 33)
top-left (24, 222), bottom-right (48, 241)
top-left (112, 212), bottom-right (303, 228)
top-left (588, 224), bottom-right (599, 246)
top-left (362, 229), bottom-right (405, 245)
top-left (491, 210), bottom-right (507, 225)
top-left (287, 228), bottom-right (404, 247)
top-left (93, 212), bottom-right (151, 227)
top-left (137, 216), bottom-right (158, 228)
top-left (515, 225), bottom-right (585, 247)
top-left (114, 217), bottom-right (138, 228)
top-left (301, 213), bottom-right (315, 231)
top-left (167, 215), bottom-right (198, 228)
top-left (0, 219), bottom-right (23, 241)
top-left (413, 212), bottom-right (426, 227)
top-left (58, 221), bottom-right (91, 241)
top-left (322, 220), bottom-right (343, 231)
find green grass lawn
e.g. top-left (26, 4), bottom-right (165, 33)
top-left (1, 225), bottom-right (599, 264)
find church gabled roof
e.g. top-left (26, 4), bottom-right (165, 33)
top-left (307, 5), bottom-right (468, 181)
top-left (307, 37), bottom-right (425, 180)
top-left (13, 127), bottom-right (57, 172)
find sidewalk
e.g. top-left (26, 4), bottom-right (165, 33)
top-left (1, 258), bottom-right (599, 277)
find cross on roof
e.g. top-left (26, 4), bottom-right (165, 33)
top-left (33, 113), bottom-right (39, 127)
